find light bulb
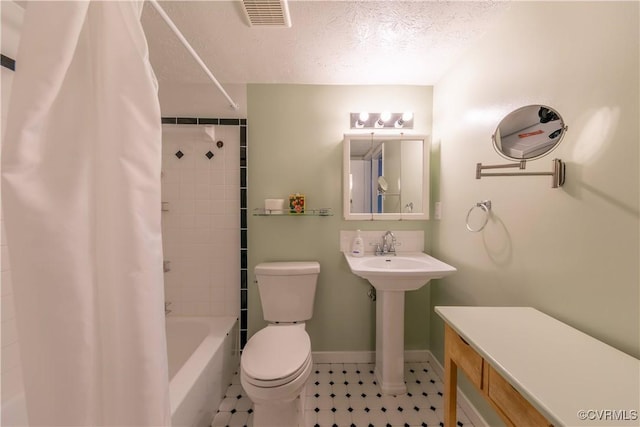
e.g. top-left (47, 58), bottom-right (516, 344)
top-left (395, 111), bottom-right (414, 128)
top-left (355, 111), bottom-right (369, 128)
top-left (375, 112), bottom-right (391, 128)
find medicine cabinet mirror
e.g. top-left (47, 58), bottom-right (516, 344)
top-left (343, 133), bottom-right (430, 220)
top-left (492, 105), bottom-right (567, 161)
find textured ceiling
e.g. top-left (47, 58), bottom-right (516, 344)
top-left (141, 1), bottom-right (510, 86)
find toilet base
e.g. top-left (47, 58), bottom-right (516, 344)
top-left (240, 322), bottom-right (314, 426)
top-left (252, 392), bottom-right (306, 427)
top-left (241, 360), bottom-right (311, 427)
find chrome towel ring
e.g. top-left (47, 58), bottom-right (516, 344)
top-left (466, 200), bottom-right (492, 232)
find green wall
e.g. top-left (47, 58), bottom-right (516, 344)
top-left (247, 85), bottom-right (434, 351)
top-left (431, 2), bottom-right (639, 424)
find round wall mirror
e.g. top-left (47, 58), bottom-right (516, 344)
top-left (492, 105), bottom-right (567, 161)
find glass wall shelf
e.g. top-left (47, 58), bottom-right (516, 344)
top-left (253, 208), bottom-right (333, 217)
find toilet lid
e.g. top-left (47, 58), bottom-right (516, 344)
top-left (242, 326), bottom-right (311, 383)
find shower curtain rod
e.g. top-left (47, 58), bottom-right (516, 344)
top-left (148, 0), bottom-right (240, 111)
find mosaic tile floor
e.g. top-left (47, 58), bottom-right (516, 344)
top-left (212, 361), bottom-right (475, 427)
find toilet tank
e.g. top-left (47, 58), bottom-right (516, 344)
top-left (255, 261), bottom-right (320, 323)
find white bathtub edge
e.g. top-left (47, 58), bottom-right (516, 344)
top-left (169, 316), bottom-right (238, 427)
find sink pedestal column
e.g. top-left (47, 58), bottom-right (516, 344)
top-left (375, 290), bottom-right (407, 395)
top-left (342, 251), bottom-right (456, 395)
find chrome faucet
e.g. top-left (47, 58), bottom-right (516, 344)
top-left (381, 231), bottom-right (397, 255)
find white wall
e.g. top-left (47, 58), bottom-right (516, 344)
top-left (431, 1), bottom-right (639, 424)
top-left (159, 82), bottom-right (247, 118)
top-left (161, 125), bottom-right (240, 316)
top-left (1, 0), bottom-right (25, 410)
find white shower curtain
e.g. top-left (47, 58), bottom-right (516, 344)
top-left (2, 1), bottom-right (170, 425)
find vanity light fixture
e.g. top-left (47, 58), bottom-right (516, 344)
top-left (350, 112), bottom-right (414, 129)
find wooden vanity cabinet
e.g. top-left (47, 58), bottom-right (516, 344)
top-left (444, 324), bottom-right (553, 427)
top-left (445, 324), bottom-right (484, 389)
top-left (438, 306), bottom-right (640, 427)
top-left (486, 364), bottom-right (552, 426)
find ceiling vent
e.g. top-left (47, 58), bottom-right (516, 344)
top-left (241, 0), bottom-right (291, 27)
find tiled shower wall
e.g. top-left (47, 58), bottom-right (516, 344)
top-left (161, 119), bottom-right (246, 332)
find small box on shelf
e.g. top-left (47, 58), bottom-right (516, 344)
top-left (288, 193), bottom-right (305, 214)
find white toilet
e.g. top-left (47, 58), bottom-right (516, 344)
top-left (240, 261), bottom-right (320, 427)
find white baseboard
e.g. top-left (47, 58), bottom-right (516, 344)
top-left (310, 350), bottom-right (488, 427)
top-left (311, 350), bottom-right (432, 364)
top-left (311, 351), bottom-right (375, 364)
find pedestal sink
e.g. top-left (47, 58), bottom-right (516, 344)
top-left (344, 252), bottom-right (456, 394)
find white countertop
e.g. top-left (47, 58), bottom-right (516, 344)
top-left (435, 306), bottom-right (640, 426)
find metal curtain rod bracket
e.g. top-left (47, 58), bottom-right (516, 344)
top-left (476, 159), bottom-right (566, 188)
top-left (148, 0), bottom-right (240, 111)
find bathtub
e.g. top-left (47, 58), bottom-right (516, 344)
top-left (168, 316), bottom-right (239, 427)
top-left (0, 316), bottom-right (239, 427)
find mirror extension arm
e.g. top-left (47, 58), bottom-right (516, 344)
top-left (476, 158), bottom-right (566, 188)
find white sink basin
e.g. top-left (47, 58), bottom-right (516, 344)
top-left (343, 250), bottom-right (457, 394)
top-left (343, 252), bottom-right (456, 291)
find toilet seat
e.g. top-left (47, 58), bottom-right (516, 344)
top-left (242, 325), bottom-right (311, 388)
top-left (244, 352), bottom-right (312, 388)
